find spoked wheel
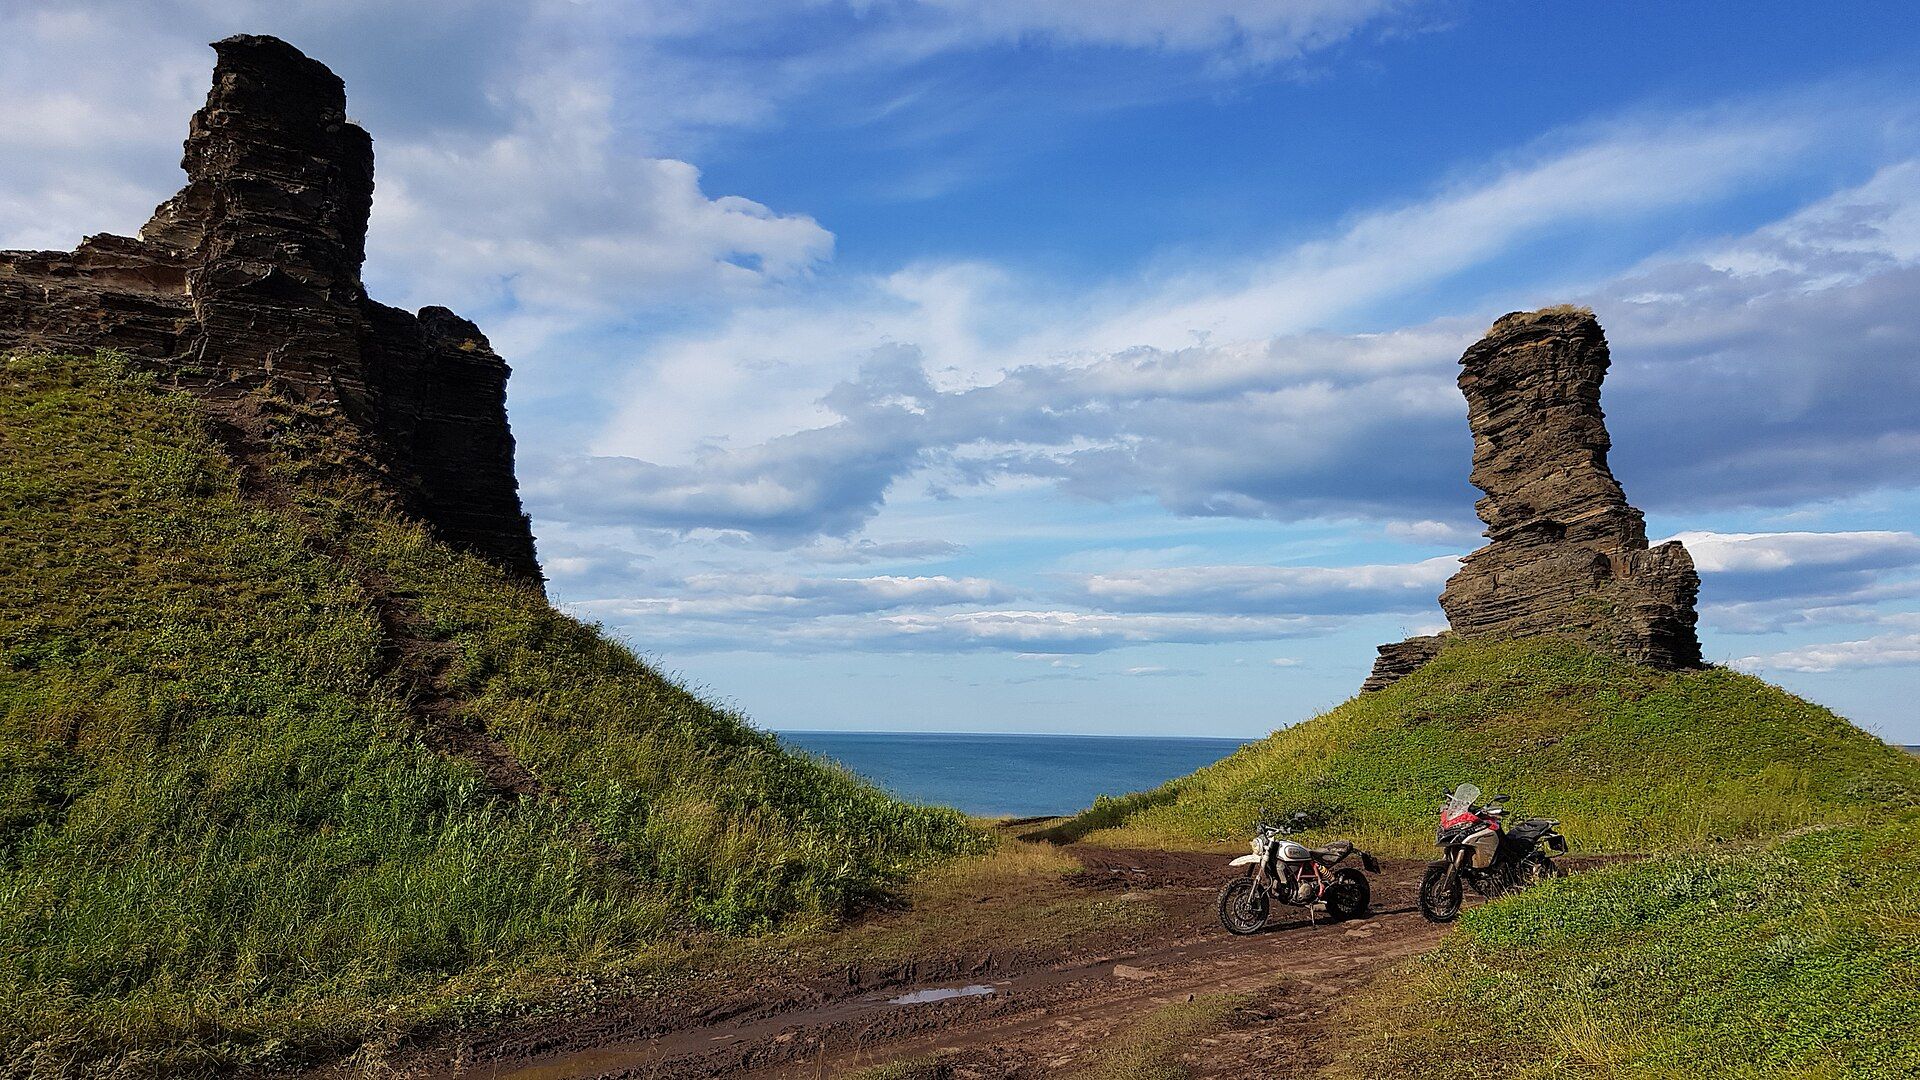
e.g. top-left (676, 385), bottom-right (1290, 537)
top-left (1418, 863), bottom-right (1463, 923)
top-left (1324, 868), bottom-right (1371, 921)
top-left (1217, 876), bottom-right (1269, 935)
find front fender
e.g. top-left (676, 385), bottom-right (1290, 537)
top-left (1228, 854), bottom-right (1260, 867)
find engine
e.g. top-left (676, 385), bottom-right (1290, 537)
top-left (1268, 842), bottom-right (1322, 904)
top-left (1279, 867), bottom-right (1323, 904)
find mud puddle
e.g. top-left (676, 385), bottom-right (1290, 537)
top-left (887, 984), bottom-right (999, 1005)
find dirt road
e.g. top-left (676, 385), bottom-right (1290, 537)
top-left (399, 847), bottom-right (1471, 1079)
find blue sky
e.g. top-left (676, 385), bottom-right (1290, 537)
top-left (5, 1), bottom-right (1918, 740)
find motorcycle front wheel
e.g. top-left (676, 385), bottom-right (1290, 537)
top-left (1418, 863), bottom-right (1463, 923)
top-left (1217, 876), bottom-right (1269, 935)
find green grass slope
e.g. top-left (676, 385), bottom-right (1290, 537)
top-left (1053, 639), bottom-right (1920, 853)
top-left (1333, 818), bottom-right (1920, 1079)
top-left (0, 351), bottom-right (985, 1072)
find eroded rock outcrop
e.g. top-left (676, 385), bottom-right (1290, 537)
top-left (1364, 307), bottom-right (1700, 690)
top-left (0, 35), bottom-right (541, 586)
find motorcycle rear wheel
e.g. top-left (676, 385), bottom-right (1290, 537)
top-left (1516, 854), bottom-right (1565, 888)
top-left (1325, 868), bottom-right (1371, 921)
top-left (1217, 876), bottom-right (1269, 935)
top-left (1418, 863), bottom-right (1463, 923)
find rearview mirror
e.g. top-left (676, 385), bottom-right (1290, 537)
top-left (1492, 793), bottom-right (1510, 803)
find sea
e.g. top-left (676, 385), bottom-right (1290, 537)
top-left (774, 731), bottom-right (1252, 818)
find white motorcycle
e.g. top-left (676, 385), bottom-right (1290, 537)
top-left (1217, 809), bottom-right (1378, 934)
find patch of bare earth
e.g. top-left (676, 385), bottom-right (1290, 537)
top-left (370, 848), bottom-right (1502, 1079)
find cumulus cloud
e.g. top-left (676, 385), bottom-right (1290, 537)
top-left (579, 572), bottom-right (1010, 617)
top-left (1672, 530), bottom-right (1920, 634)
top-left (1735, 633), bottom-right (1920, 673)
top-left (1, 0), bottom-right (1424, 310)
top-left (806, 610), bottom-right (1338, 653)
top-left (573, 600), bottom-right (1340, 655)
top-left (523, 407), bottom-right (927, 541)
top-left (542, 145), bottom-right (1920, 545)
top-left (1592, 168), bottom-right (1920, 510)
top-left (1386, 519), bottom-right (1479, 545)
top-left (1071, 558), bottom-right (1458, 615)
top-left (1679, 530), bottom-right (1920, 574)
top-left (0, 0), bottom-right (836, 344)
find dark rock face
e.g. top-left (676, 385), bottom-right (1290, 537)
top-left (1360, 635), bottom-right (1447, 693)
top-left (1364, 307), bottom-right (1700, 690)
top-left (0, 35), bottom-right (541, 586)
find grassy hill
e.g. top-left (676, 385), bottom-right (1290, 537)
top-left (1048, 634), bottom-right (1920, 1077)
top-left (0, 351), bottom-right (985, 1072)
top-left (1049, 638), bottom-right (1920, 853)
top-left (1332, 817), bottom-right (1920, 1078)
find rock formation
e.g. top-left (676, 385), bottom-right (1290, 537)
top-left (1363, 307), bottom-right (1700, 691)
top-left (0, 35), bottom-right (541, 586)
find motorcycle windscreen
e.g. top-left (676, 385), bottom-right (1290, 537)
top-left (1443, 783), bottom-right (1480, 820)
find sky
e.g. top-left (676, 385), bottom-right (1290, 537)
top-left (4, 1), bottom-right (1918, 741)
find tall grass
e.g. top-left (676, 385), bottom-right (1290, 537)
top-left (1331, 817), bottom-right (1920, 1078)
top-left (0, 351), bottom-right (986, 1072)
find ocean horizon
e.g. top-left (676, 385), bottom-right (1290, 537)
top-left (774, 730), bottom-right (1253, 818)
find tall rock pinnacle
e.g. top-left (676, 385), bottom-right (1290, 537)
top-left (1363, 307), bottom-right (1701, 690)
top-left (143, 35), bottom-right (376, 396)
top-left (0, 35), bottom-right (542, 587)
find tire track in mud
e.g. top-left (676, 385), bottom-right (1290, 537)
top-left (407, 852), bottom-right (1467, 1079)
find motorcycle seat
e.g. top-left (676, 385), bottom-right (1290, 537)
top-left (1310, 840), bottom-right (1353, 859)
top-left (1508, 818), bottom-right (1558, 841)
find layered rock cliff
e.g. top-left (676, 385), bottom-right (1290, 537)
top-left (0, 35), bottom-right (541, 586)
top-left (1363, 307), bottom-right (1700, 690)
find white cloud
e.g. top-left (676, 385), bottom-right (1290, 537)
top-left (1073, 557), bottom-right (1458, 614)
top-left (1658, 531), bottom-right (1920, 635)
top-left (1735, 633), bottom-right (1920, 673)
top-left (791, 537), bottom-right (966, 564)
top-left (372, 143), bottom-right (833, 317)
top-left (578, 572), bottom-right (1011, 616)
top-left (1066, 104), bottom-right (1835, 354)
top-left (572, 601), bottom-right (1341, 654)
top-left (1123, 665), bottom-right (1202, 677)
top-left (0, 1), bottom-right (837, 344)
top-left (0, 0), bottom-right (1425, 319)
top-left (889, 0), bottom-right (1416, 65)
top-left (539, 139), bottom-right (1920, 546)
top-left (838, 609), bottom-right (1338, 652)
top-left (1671, 531), bottom-right (1920, 575)
top-left (1385, 519), bottom-right (1478, 545)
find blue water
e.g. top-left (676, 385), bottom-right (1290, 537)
top-left (775, 731), bottom-right (1251, 818)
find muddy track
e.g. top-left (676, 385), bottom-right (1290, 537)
top-left (389, 849), bottom-right (1545, 1079)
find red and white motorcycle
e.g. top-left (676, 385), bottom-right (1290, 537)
top-left (1417, 783), bottom-right (1568, 923)
top-left (1217, 809), bottom-right (1378, 934)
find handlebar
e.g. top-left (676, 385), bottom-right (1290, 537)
top-left (1255, 807), bottom-right (1311, 835)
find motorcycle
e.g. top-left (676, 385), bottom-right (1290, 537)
top-left (1217, 809), bottom-right (1379, 935)
top-left (1417, 782), bottom-right (1567, 923)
